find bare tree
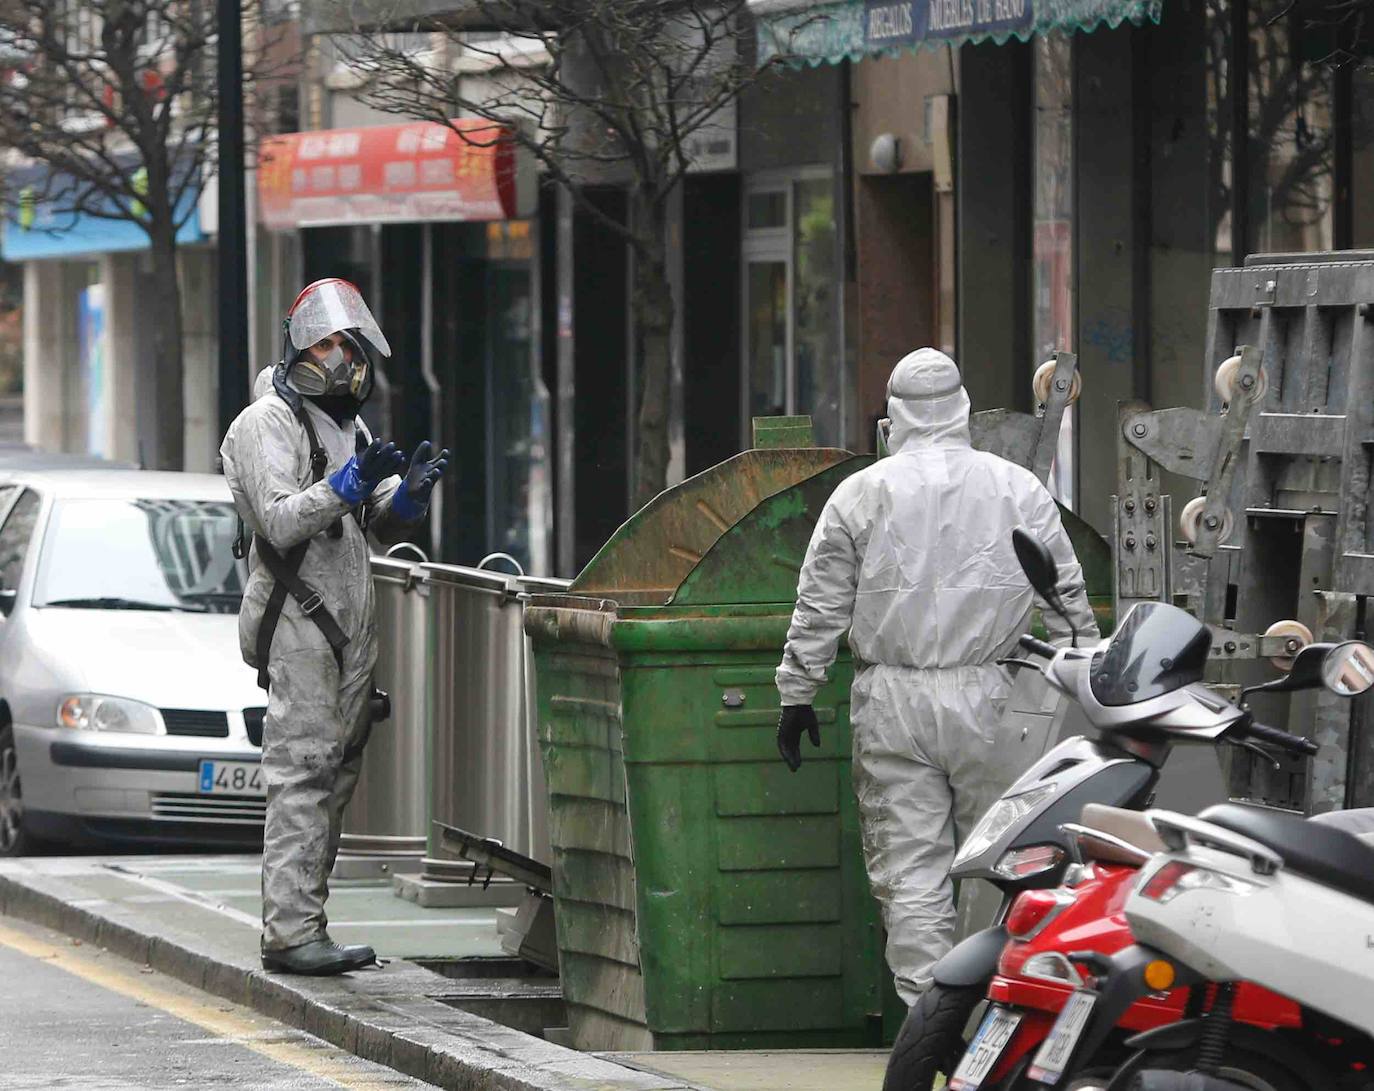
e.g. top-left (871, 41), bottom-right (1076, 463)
top-left (329, 0), bottom-right (792, 506)
top-left (0, 0), bottom-right (280, 469)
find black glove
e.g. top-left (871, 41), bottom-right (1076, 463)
top-left (357, 437), bottom-right (406, 486)
top-left (777, 705), bottom-right (820, 772)
top-left (401, 440), bottom-right (450, 504)
top-left (393, 440), bottom-right (450, 519)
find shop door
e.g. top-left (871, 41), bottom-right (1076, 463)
top-left (740, 173), bottom-right (842, 447)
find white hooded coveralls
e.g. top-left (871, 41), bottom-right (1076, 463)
top-left (221, 367), bottom-right (414, 953)
top-left (776, 349), bottom-right (1097, 1002)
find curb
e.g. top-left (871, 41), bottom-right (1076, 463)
top-left (0, 866), bottom-right (689, 1091)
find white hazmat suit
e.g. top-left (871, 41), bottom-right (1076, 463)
top-left (221, 366), bottom-right (413, 955)
top-left (776, 348), bottom-right (1097, 1002)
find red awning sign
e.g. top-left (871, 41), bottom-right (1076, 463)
top-left (257, 119), bottom-right (520, 230)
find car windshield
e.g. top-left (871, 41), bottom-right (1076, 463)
top-left (1089, 601), bottom-right (1212, 707)
top-left (35, 498), bottom-right (245, 614)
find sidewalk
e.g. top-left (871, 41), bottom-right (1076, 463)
top-left (0, 854), bottom-right (888, 1091)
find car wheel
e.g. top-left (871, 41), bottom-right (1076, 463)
top-left (0, 722), bottom-right (35, 856)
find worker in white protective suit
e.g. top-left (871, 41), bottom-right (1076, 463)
top-left (221, 278), bottom-right (449, 976)
top-left (774, 348), bottom-right (1097, 1003)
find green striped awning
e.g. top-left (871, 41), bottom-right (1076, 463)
top-left (753, 0), bottom-right (1163, 65)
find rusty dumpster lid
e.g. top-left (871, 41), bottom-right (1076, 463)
top-left (569, 447), bottom-right (852, 604)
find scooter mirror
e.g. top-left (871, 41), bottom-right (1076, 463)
top-left (1012, 528), bottom-right (1063, 608)
top-left (1322, 640), bottom-right (1374, 697)
top-left (1240, 642), bottom-right (1334, 703)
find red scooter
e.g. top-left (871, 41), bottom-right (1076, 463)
top-left (949, 812), bottom-right (1301, 1090)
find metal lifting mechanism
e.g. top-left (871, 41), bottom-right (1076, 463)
top-left (877, 349), bottom-right (1083, 489)
top-left (1114, 249), bottom-right (1374, 813)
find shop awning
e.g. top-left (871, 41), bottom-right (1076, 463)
top-left (1, 154), bottom-right (208, 262)
top-left (257, 118), bottom-right (532, 231)
top-left (752, 0), bottom-right (1162, 65)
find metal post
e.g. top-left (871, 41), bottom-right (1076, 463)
top-left (216, 0), bottom-right (248, 436)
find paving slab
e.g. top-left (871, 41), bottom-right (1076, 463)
top-left (609, 1051), bottom-right (892, 1091)
top-left (0, 855), bottom-right (690, 1091)
top-left (0, 855), bottom-right (893, 1091)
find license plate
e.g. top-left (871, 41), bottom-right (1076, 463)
top-left (947, 1006), bottom-right (1024, 1091)
top-left (1027, 989), bottom-right (1098, 1085)
top-left (197, 760), bottom-right (265, 797)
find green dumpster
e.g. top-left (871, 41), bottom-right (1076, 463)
top-left (527, 437), bottom-right (1117, 1053)
top-left (526, 447), bottom-right (884, 1053)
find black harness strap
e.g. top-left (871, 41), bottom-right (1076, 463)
top-left (252, 402), bottom-right (350, 690)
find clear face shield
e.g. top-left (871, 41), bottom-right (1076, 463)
top-left (282, 279), bottom-right (390, 402)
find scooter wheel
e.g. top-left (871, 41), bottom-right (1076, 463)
top-left (1264, 619), bottom-right (1314, 672)
top-left (881, 983), bottom-right (984, 1091)
top-left (1179, 496), bottom-right (1234, 547)
top-left (1034, 359), bottom-right (1082, 407)
top-left (1213, 353), bottom-right (1269, 406)
top-left (1110, 1043), bottom-right (1313, 1091)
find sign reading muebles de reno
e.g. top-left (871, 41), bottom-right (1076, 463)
top-left (257, 119), bottom-right (523, 231)
top-left (864, 0), bottom-right (1031, 46)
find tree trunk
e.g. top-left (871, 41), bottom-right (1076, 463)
top-left (632, 202), bottom-right (674, 511)
top-left (148, 219), bottom-right (185, 471)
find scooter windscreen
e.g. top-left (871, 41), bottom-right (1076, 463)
top-left (1089, 602), bottom-right (1212, 707)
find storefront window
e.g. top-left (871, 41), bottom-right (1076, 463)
top-left (747, 260), bottom-right (788, 420)
top-left (483, 222), bottom-right (550, 576)
top-left (1245, 11), bottom-right (1334, 255)
top-left (1033, 35), bottom-right (1075, 507)
top-left (742, 172), bottom-right (842, 448)
top-left (794, 177), bottom-right (841, 446)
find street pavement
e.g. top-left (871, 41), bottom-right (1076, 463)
top-left (0, 914), bottom-right (431, 1089)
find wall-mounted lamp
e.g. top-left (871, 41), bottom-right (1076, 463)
top-left (869, 132), bottom-right (902, 174)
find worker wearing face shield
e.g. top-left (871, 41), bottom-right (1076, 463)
top-left (221, 279), bottom-right (449, 976)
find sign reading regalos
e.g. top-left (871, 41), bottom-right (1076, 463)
top-left (256, 119), bottom-right (523, 230)
top-left (863, 0), bottom-right (1032, 48)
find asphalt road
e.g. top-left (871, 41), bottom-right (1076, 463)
top-left (0, 915), bottom-right (431, 1090)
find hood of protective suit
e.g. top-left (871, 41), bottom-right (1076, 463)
top-left (253, 366), bottom-right (275, 400)
top-left (886, 348), bottom-right (971, 452)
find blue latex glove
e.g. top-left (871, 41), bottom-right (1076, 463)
top-left (328, 438), bottom-right (405, 505)
top-left (392, 440), bottom-right (450, 521)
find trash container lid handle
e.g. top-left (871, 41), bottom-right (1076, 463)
top-left (478, 551), bottom-right (526, 576)
top-left (386, 541), bottom-right (430, 564)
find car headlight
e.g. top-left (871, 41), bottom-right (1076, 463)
top-left (57, 695), bottom-right (163, 735)
top-left (953, 784), bottom-right (1059, 869)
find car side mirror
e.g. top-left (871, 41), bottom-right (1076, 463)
top-left (1322, 641), bottom-right (1374, 697)
top-left (0, 589), bottom-right (15, 618)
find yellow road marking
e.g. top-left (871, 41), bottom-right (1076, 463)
top-left (0, 920), bottom-right (407, 1090)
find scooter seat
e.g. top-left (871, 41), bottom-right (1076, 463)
top-left (1199, 803), bottom-right (1374, 905)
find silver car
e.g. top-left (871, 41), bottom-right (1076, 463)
top-left (0, 470), bottom-right (265, 855)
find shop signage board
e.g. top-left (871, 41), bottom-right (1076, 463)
top-left (863, 0), bottom-right (1032, 48)
top-left (257, 118), bottom-right (525, 230)
top-left (753, 0), bottom-right (1161, 64)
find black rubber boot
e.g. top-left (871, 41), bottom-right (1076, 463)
top-left (261, 939), bottom-right (376, 975)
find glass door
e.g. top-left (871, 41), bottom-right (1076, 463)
top-left (740, 172), bottom-right (842, 449)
